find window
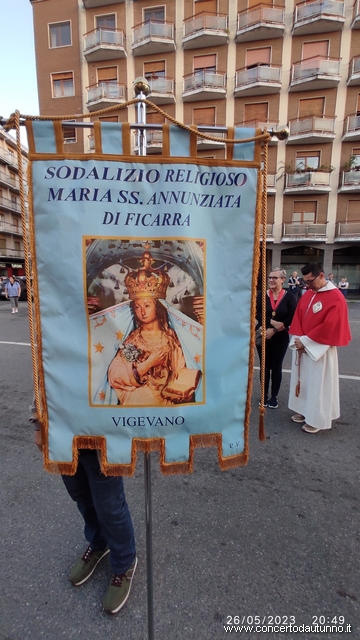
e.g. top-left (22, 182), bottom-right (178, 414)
top-left (194, 54), bottom-right (216, 72)
top-left (244, 102), bottom-right (268, 124)
top-left (194, 0), bottom-right (217, 14)
top-left (14, 241), bottom-right (20, 253)
top-left (193, 106), bottom-right (216, 125)
top-left (12, 217), bottom-right (19, 232)
top-left (97, 66), bottom-right (118, 84)
top-left (299, 97), bottom-right (325, 118)
top-left (146, 110), bottom-right (165, 124)
top-left (293, 201), bottom-right (317, 223)
top-left (96, 14), bottom-right (116, 29)
top-left (296, 151), bottom-right (320, 171)
top-left (0, 214), bottom-right (4, 230)
top-left (347, 201), bottom-right (360, 222)
top-left (356, 94), bottom-right (360, 116)
top-left (144, 60), bottom-right (166, 79)
top-left (352, 147), bottom-right (360, 167)
top-left (0, 238), bottom-right (6, 250)
top-left (144, 7), bottom-right (165, 21)
top-left (49, 21), bottom-right (71, 48)
top-left (302, 40), bottom-right (328, 61)
top-left (52, 71), bottom-right (74, 98)
top-left (99, 116), bottom-right (119, 122)
top-left (246, 47), bottom-right (271, 68)
top-left (63, 121), bottom-right (76, 144)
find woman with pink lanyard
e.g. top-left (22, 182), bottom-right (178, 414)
top-left (256, 268), bottom-right (297, 408)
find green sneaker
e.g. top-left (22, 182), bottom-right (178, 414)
top-left (103, 556), bottom-right (137, 614)
top-left (70, 545), bottom-right (109, 586)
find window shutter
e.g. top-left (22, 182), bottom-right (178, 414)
top-left (194, 0), bottom-right (217, 14)
top-left (347, 200), bottom-right (360, 222)
top-left (52, 71), bottom-right (73, 81)
top-left (299, 97), bottom-right (325, 118)
top-left (97, 66), bottom-right (118, 82)
top-left (144, 60), bottom-right (166, 75)
top-left (293, 201), bottom-right (317, 213)
top-left (193, 107), bottom-right (216, 125)
top-left (246, 47), bottom-right (271, 67)
top-left (194, 54), bottom-right (216, 70)
top-left (244, 102), bottom-right (268, 123)
top-left (146, 111), bottom-right (165, 124)
top-left (302, 40), bottom-right (328, 60)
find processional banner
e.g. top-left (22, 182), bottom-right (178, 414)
top-left (26, 120), bottom-right (263, 475)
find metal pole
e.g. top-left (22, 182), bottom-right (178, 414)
top-left (133, 77), bottom-right (155, 640)
top-left (144, 451), bottom-right (154, 640)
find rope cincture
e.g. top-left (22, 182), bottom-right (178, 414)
top-left (3, 99), bottom-right (271, 146)
top-left (258, 138), bottom-right (268, 442)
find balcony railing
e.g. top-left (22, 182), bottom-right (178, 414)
top-left (238, 4), bottom-right (285, 29)
top-left (132, 20), bottom-right (174, 46)
top-left (83, 0), bottom-right (124, 7)
top-left (343, 114), bottom-right (360, 136)
top-left (259, 223), bottom-right (275, 237)
top-left (348, 55), bottom-right (360, 84)
top-left (352, 0), bottom-right (360, 26)
top-left (289, 116), bottom-right (336, 136)
top-left (0, 247), bottom-right (24, 258)
top-left (0, 170), bottom-right (20, 190)
top-left (294, 0), bottom-right (345, 23)
top-left (292, 56), bottom-right (341, 81)
top-left (341, 170), bottom-right (360, 186)
top-left (286, 171), bottom-right (332, 188)
top-left (0, 150), bottom-right (18, 169)
top-left (0, 221), bottom-right (22, 235)
top-left (184, 12), bottom-right (228, 36)
top-left (282, 223), bottom-right (327, 237)
top-left (0, 195), bottom-right (22, 214)
top-left (133, 130), bottom-right (163, 154)
top-left (147, 77), bottom-right (175, 103)
top-left (336, 222), bottom-right (360, 237)
top-left (183, 70), bottom-right (226, 92)
top-left (84, 28), bottom-right (126, 59)
top-left (86, 82), bottom-right (126, 107)
top-left (235, 64), bottom-right (281, 89)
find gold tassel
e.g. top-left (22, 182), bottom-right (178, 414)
top-left (295, 381), bottom-right (300, 397)
top-left (258, 406), bottom-right (266, 441)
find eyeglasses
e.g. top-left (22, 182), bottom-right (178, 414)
top-left (303, 275), bottom-right (319, 286)
top-left (268, 276), bottom-right (281, 280)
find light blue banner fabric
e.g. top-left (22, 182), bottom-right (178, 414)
top-left (100, 122), bottom-right (123, 155)
top-left (32, 121), bottom-right (57, 154)
top-left (30, 143), bottom-right (259, 469)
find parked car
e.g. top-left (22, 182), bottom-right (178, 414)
top-left (0, 277), bottom-right (28, 301)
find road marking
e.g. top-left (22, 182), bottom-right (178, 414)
top-left (0, 341), bottom-right (32, 346)
top-left (254, 366), bottom-right (360, 381)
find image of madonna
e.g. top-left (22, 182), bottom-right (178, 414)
top-left (90, 249), bottom-right (203, 407)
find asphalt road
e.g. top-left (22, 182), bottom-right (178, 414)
top-left (0, 300), bottom-right (359, 640)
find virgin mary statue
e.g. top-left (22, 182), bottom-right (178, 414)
top-left (89, 250), bottom-right (203, 407)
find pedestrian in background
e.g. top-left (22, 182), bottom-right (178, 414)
top-left (256, 268), bottom-right (297, 409)
top-left (338, 277), bottom-right (349, 298)
top-left (288, 271), bottom-right (301, 301)
top-left (5, 276), bottom-right (21, 314)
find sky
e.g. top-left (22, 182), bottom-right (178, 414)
top-left (0, 0), bottom-right (39, 146)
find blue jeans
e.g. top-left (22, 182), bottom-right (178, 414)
top-left (62, 450), bottom-right (136, 575)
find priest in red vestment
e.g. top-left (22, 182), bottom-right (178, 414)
top-left (288, 262), bottom-right (351, 433)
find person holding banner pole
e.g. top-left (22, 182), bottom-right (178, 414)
top-left (256, 268), bottom-right (296, 408)
top-left (31, 402), bottom-right (137, 614)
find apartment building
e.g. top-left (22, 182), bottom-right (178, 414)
top-left (30, 0), bottom-right (360, 290)
top-left (0, 128), bottom-right (28, 278)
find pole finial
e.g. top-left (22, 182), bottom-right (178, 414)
top-left (133, 77), bottom-right (150, 96)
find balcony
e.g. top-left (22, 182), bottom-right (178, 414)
top-left (282, 223), bottom-right (328, 240)
top-left (259, 223), bottom-right (275, 240)
top-left (83, 0), bottom-right (123, 7)
top-left (290, 56), bottom-right (341, 91)
top-left (343, 114), bottom-right (360, 141)
top-left (335, 222), bottom-right (360, 239)
top-left (84, 28), bottom-right (126, 62)
top-left (132, 20), bottom-right (175, 56)
top-left (0, 171), bottom-right (20, 191)
top-left (86, 82), bottom-right (126, 111)
top-left (293, 0), bottom-right (345, 35)
top-left (236, 120), bottom-right (279, 145)
top-left (147, 77), bottom-right (175, 105)
top-left (0, 149), bottom-right (18, 169)
top-left (339, 170), bottom-right (360, 192)
top-left (195, 130), bottom-right (226, 151)
top-left (182, 70), bottom-right (226, 102)
top-left (0, 247), bottom-right (24, 259)
top-left (183, 13), bottom-right (228, 49)
top-left (133, 130), bottom-right (163, 155)
top-left (234, 64), bottom-right (281, 96)
top-left (266, 174), bottom-right (277, 192)
top-left (287, 116), bottom-right (336, 144)
top-left (0, 195), bottom-right (22, 214)
top-left (347, 56), bottom-right (360, 86)
top-left (351, 0), bottom-right (360, 27)
top-left (0, 220), bottom-right (22, 236)
top-left (236, 5), bottom-right (285, 41)
top-left (284, 170), bottom-right (332, 193)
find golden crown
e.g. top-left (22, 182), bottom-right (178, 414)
top-left (125, 250), bottom-right (170, 300)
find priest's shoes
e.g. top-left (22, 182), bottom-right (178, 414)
top-left (302, 424), bottom-right (321, 434)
